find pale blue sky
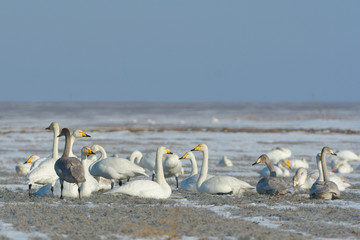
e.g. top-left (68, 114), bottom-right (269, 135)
top-left (1, 1), bottom-right (359, 102)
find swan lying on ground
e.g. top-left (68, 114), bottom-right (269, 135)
top-left (310, 147), bottom-right (340, 200)
top-left (179, 151), bottom-right (213, 192)
top-left (252, 154), bottom-right (288, 195)
top-left (104, 146), bottom-right (173, 199)
top-left (190, 143), bottom-right (254, 195)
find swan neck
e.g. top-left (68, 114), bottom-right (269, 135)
top-left (155, 149), bottom-right (167, 185)
top-left (190, 156), bottom-right (198, 176)
top-left (317, 156), bottom-right (324, 181)
top-left (197, 147), bottom-right (209, 189)
top-left (52, 126), bottom-right (60, 159)
top-left (69, 135), bottom-right (76, 157)
top-left (265, 158), bottom-right (276, 177)
top-left (321, 151), bottom-right (330, 182)
top-left (62, 131), bottom-right (72, 157)
top-left (99, 147), bottom-right (107, 159)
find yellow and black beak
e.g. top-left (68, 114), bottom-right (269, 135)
top-left (179, 153), bottom-right (188, 160)
top-left (81, 131), bottom-right (91, 137)
top-left (191, 145), bottom-right (200, 151)
top-left (24, 156), bottom-right (32, 164)
top-left (252, 157), bottom-right (261, 166)
top-left (165, 148), bottom-right (173, 154)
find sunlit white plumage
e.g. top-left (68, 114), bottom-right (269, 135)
top-left (217, 155), bottom-right (233, 167)
top-left (266, 147), bottom-right (291, 164)
top-left (179, 151), bottom-right (213, 192)
top-left (289, 159), bottom-right (309, 169)
top-left (104, 146), bottom-right (173, 199)
top-left (191, 143), bottom-right (254, 195)
top-left (258, 159), bottom-right (291, 177)
top-left (16, 155), bottom-right (41, 176)
top-left (89, 145), bottom-right (148, 187)
top-left (134, 150), bottom-right (183, 188)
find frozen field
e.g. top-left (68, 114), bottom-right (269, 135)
top-left (0, 102), bottom-right (360, 239)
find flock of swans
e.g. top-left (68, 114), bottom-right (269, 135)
top-left (15, 122), bottom-right (357, 200)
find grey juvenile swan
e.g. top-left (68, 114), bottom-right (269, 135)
top-left (54, 128), bottom-right (86, 200)
top-left (310, 147), bottom-right (340, 200)
top-left (252, 154), bottom-right (288, 195)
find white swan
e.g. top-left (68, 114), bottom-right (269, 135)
top-left (89, 145), bottom-right (148, 188)
top-left (16, 155), bottom-right (41, 176)
top-left (289, 159), bottom-right (309, 169)
top-left (217, 155), bottom-right (233, 167)
top-left (310, 147), bottom-right (340, 200)
top-left (252, 154), bottom-right (288, 195)
top-left (179, 151), bottom-right (213, 192)
top-left (134, 150), bottom-right (183, 188)
top-left (36, 146), bottom-right (98, 198)
top-left (266, 147), bottom-right (291, 164)
top-left (258, 159), bottom-right (291, 177)
top-left (104, 146), bottom-right (173, 199)
top-left (25, 122), bottom-right (61, 196)
top-left (293, 154), bottom-right (350, 191)
top-left (26, 124), bottom-right (91, 197)
top-left (191, 143), bottom-right (254, 195)
top-left (332, 159), bottom-right (354, 173)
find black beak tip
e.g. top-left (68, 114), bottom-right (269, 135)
top-left (252, 162), bottom-right (257, 166)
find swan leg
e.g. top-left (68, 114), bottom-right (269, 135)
top-left (175, 176), bottom-right (179, 188)
top-left (152, 173), bottom-right (155, 181)
top-left (60, 179), bottom-right (64, 199)
top-left (127, 177), bottom-right (130, 182)
top-left (78, 184), bottom-right (81, 200)
top-left (28, 184), bottom-right (32, 197)
top-left (51, 186), bottom-right (54, 198)
top-left (111, 181), bottom-right (114, 189)
top-left (119, 180), bottom-right (122, 186)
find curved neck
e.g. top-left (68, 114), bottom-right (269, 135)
top-left (130, 151), bottom-right (142, 163)
top-left (93, 145), bottom-right (107, 159)
top-left (189, 155), bottom-right (198, 176)
top-left (62, 130), bottom-right (72, 158)
top-left (155, 148), bottom-right (167, 185)
top-left (51, 125), bottom-right (60, 159)
top-left (321, 150), bottom-right (330, 182)
top-left (197, 146), bottom-right (209, 188)
top-left (264, 158), bottom-right (277, 177)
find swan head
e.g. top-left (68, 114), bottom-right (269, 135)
top-left (158, 146), bottom-right (172, 155)
top-left (321, 146), bottom-right (337, 156)
top-left (81, 146), bottom-right (95, 157)
top-left (24, 155), bottom-right (40, 164)
top-left (252, 154), bottom-right (269, 166)
top-left (45, 122), bottom-right (59, 131)
top-left (191, 143), bottom-right (208, 152)
top-left (280, 159), bottom-right (291, 169)
top-left (179, 151), bottom-right (195, 160)
top-left (57, 128), bottom-right (71, 138)
top-left (72, 129), bottom-right (91, 138)
top-left (293, 167), bottom-right (307, 187)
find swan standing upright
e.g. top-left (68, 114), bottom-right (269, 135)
top-left (25, 122), bottom-right (61, 196)
top-left (252, 154), bottom-right (288, 195)
top-left (310, 147), bottom-right (340, 200)
top-left (55, 128), bottom-right (86, 200)
top-left (190, 143), bottom-right (254, 195)
top-left (104, 146), bottom-right (173, 199)
top-left (89, 145), bottom-right (148, 188)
